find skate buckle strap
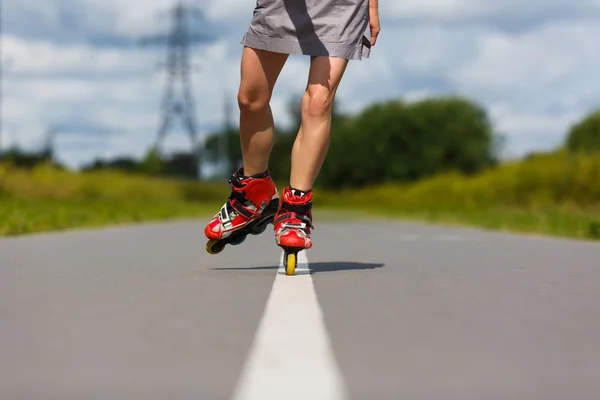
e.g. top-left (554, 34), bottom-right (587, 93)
top-left (281, 222), bottom-right (307, 230)
top-left (225, 176), bottom-right (260, 220)
top-left (230, 199), bottom-right (254, 219)
top-left (280, 199), bottom-right (312, 213)
top-left (297, 213), bottom-right (313, 228)
top-left (228, 185), bottom-right (246, 202)
top-left (219, 203), bottom-right (234, 229)
top-left (275, 212), bottom-right (314, 230)
top-left (218, 191), bottom-right (257, 229)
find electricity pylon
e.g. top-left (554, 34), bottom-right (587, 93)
top-left (140, 0), bottom-right (216, 178)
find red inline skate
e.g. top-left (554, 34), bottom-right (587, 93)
top-left (205, 167), bottom-right (279, 254)
top-left (274, 186), bottom-right (314, 275)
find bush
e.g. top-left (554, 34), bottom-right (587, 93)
top-left (317, 96), bottom-right (499, 189)
top-left (318, 151), bottom-right (600, 210)
top-left (566, 109), bottom-right (600, 153)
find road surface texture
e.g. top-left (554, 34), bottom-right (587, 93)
top-left (1, 213), bottom-right (600, 399)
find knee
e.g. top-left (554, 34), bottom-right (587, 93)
top-left (304, 87), bottom-right (333, 119)
top-left (238, 87), bottom-right (270, 113)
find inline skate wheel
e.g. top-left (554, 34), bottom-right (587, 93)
top-left (285, 253), bottom-right (296, 276)
top-left (206, 239), bottom-right (225, 254)
top-left (230, 235), bottom-right (246, 246)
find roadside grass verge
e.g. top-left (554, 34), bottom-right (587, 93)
top-left (0, 197), bottom-right (220, 236)
top-left (1, 150), bottom-right (599, 240)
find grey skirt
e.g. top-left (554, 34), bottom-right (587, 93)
top-left (241, 0), bottom-right (371, 60)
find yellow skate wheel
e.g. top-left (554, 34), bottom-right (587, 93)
top-left (206, 239), bottom-right (224, 255)
top-left (285, 253), bottom-right (296, 276)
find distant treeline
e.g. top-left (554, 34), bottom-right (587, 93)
top-left (203, 95), bottom-right (600, 189)
top-left (0, 147), bottom-right (200, 179)
top-left (81, 149), bottom-right (199, 179)
top-left (2, 95), bottom-right (599, 188)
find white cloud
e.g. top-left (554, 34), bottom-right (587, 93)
top-left (447, 19), bottom-right (600, 156)
top-left (2, 35), bottom-right (153, 74)
top-left (385, 0), bottom-right (600, 21)
top-left (452, 21), bottom-right (600, 95)
top-left (2, 0), bottom-right (600, 169)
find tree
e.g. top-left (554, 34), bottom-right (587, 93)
top-left (566, 109), bottom-right (600, 153)
top-left (317, 96), bottom-right (498, 189)
top-left (139, 147), bottom-right (164, 175)
top-left (202, 128), bottom-right (243, 175)
top-left (162, 151), bottom-right (199, 178)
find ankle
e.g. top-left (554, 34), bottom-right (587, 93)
top-left (289, 186), bottom-right (312, 197)
top-left (240, 166), bottom-right (269, 178)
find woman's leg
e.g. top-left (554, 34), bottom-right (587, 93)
top-left (289, 56), bottom-right (349, 191)
top-left (238, 47), bottom-right (289, 177)
top-left (204, 47), bottom-right (288, 244)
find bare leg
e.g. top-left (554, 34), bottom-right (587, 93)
top-left (237, 47), bottom-right (289, 177)
top-left (289, 56), bottom-right (349, 191)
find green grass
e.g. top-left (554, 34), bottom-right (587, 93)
top-left (316, 150), bottom-right (600, 240)
top-left (0, 163), bottom-right (226, 237)
top-left (0, 197), bottom-right (219, 236)
top-left (1, 151), bottom-right (600, 240)
top-left (321, 204), bottom-right (600, 240)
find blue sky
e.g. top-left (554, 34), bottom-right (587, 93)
top-left (2, 0), bottom-right (600, 170)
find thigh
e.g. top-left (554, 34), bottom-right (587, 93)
top-left (306, 56), bottom-right (349, 98)
top-left (239, 47), bottom-right (289, 102)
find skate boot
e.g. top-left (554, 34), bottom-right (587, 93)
top-left (205, 167), bottom-right (279, 254)
top-left (273, 186), bottom-right (314, 275)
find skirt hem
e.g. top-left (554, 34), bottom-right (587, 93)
top-left (240, 31), bottom-right (370, 61)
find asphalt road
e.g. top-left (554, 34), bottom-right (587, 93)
top-left (1, 214), bottom-right (600, 399)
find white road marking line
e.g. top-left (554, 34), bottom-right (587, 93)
top-left (231, 250), bottom-right (348, 400)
